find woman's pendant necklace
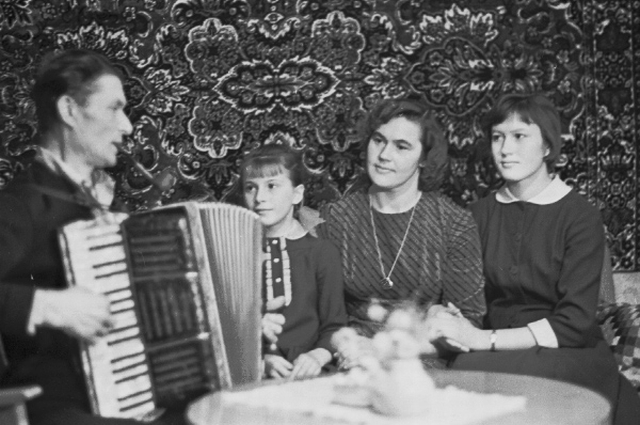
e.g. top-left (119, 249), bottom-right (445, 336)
top-left (380, 277), bottom-right (394, 289)
top-left (369, 193), bottom-right (420, 290)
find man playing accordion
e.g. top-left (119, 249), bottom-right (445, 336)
top-left (0, 49), bottom-right (175, 425)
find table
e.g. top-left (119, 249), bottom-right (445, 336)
top-left (186, 370), bottom-right (611, 425)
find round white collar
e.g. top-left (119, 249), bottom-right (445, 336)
top-left (495, 175), bottom-right (572, 205)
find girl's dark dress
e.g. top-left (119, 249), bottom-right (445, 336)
top-left (451, 177), bottom-right (640, 424)
top-left (263, 233), bottom-right (347, 363)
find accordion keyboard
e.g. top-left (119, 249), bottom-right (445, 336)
top-left (59, 219), bottom-right (156, 419)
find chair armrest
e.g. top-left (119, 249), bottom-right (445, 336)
top-left (0, 385), bottom-right (41, 425)
top-left (0, 386), bottom-right (42, 407)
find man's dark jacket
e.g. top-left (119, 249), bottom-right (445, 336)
top-left (0, 160), bottom-right (95, 414)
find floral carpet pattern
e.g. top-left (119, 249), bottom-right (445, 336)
top-left (0, 0), bottom-right (638, 270)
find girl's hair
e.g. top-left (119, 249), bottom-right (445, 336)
top-left (481, 93), bottom-right (562, 170)
top-left (240, 143), bottom-right (307, 187)
top-left (358, 98), bottom-right (448, 192)
top-left (32, 49), bottom-right (124, 140)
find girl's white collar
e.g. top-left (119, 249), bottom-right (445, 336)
top-left (495, 175), bottom-right (571, 205)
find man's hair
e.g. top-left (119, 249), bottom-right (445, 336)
top-left (32, 49), bottom-right (123, 139)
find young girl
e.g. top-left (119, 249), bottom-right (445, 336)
top-left (240, 143), bottom-right (347, 380)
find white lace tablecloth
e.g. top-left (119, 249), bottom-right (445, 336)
top-left (222, 375), bottom-right (526, 425)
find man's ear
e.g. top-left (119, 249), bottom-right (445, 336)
top-left (293, 184), bottom-right (305, 205)
top-left (56, 94), bottom-right (77, 127)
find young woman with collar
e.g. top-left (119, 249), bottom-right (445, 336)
top-left (430, 93), bottom-right (640, 424)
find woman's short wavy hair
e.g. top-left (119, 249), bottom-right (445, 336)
top-left (481, 93), bottom-right (562, 171)
top-left (358, 98), bottom-right (448, 192)
top-left (32, 49), bottom-right (123, 140)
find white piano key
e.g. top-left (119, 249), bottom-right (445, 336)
top-left (111, 299), bottom-right (135, 314)
top-left (114, 363), bottom-right (148, 383)
top-left (107, 289), bottom-right (133, 303)
top-left (94, 261), bottom-right (129, 279)
top-left (112, 353), bottom-right (146, 372)
top-left (108, 326), bottom-right (141, 345)
top-left (119, 393), bottom-right (154, 412)
top-left (109, 338), bottom-right (145, 361)
top-left (83, 223), bottom-right (123, 239)
top-left (112, 310), bottom-right (138, 331)
top-left (98, 273), bottom-right (131, 293)
top-left (72, 243), bottom-right (126, 262)
top-left (67, 242), bottom-right (124, 263)
top-left (116, 374), bottom-right (152, 400)
top-left (120, 400), bottom-right (156, 419)
top-left (89, 232), bottom-right (125, 247)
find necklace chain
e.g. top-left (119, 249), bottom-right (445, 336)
top-left (368, 194), bottom-right (420, 289)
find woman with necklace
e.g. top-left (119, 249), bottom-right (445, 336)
top-left (318, 98), bottom-right (486, 366)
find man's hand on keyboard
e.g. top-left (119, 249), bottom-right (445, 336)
top-left (30, 287), bottom-right (113, 343)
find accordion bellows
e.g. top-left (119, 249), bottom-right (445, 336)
top-left (58, 202), bottom-right (263, 420)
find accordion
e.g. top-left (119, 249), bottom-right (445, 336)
top-left (58, 202), bottom-right (263, 420)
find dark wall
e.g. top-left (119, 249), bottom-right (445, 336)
top-left (0, 0), bottom-right (638, 270)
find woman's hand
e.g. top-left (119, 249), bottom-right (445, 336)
top-left (290, 348), bottom-right (331, 380)
top-left (262, 313), bottom-right (285, 346)
top-left (262, 296), bottom-right (286, 346)
top-left (331, 328), bottom-right (375, 370)
top-left (334, 340), bottom-right (367, 370)
top-left (427, 302), bottom-right (464, 320)
top-left (264, 354), bottom-right (293, 379)
top-left (413, 303), bottom-right (469, 354)
top-left (427, 315), bottom-right (482, 352)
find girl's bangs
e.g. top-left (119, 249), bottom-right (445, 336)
top-left (243, 160), bottom-right (287, 180)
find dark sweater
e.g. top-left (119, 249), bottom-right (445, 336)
top-left (0, 160), bottom-right (107, 421)
top-left (469, 189), bottom-right (605, 347)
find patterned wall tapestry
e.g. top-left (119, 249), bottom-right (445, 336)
top-left (0, 0), bottom-right (638, 271)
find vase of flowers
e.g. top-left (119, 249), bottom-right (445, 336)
top-left (332, 301), bottom-right (436, 416)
